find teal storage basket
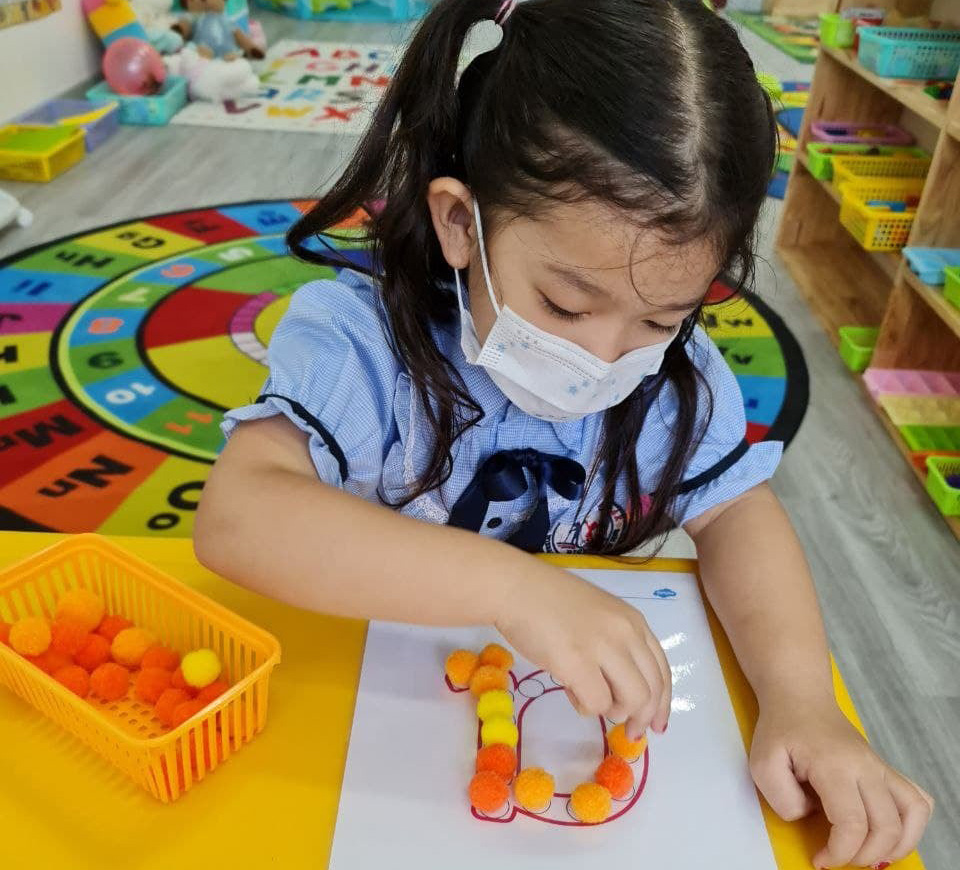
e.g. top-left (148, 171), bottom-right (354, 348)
top-left (86, 77), bottom-right (186, 126)
top-left (858, 27), bottom-right (960, 79)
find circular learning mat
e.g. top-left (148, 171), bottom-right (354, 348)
top-left (0, 201), bottom-right (807, 536)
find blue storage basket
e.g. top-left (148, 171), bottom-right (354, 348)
top-left (858, 27), bottom-right (960, 79)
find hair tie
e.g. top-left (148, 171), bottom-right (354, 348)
top-left (494, 0), bottom-right (518, 23)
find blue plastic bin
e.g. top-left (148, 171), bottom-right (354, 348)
top-left (858, 27), bottom-right (960, 79)
top-left (15, 99), bottom-right (119, 152)
top-left (85, 77), bottom-right (187, 126)
top-left (903, 247), bottom-right (960, 285)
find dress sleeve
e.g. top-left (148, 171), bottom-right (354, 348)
top-left (220, 272), bottom-right (400, 497)
top-left (655, 328), bottom-right (783, 527)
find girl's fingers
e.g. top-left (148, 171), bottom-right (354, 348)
top-left (884, 772), bottom-right (935, 862)
top-left (561, 662), bottom-right (613, 719)
top-left (748, 746), bottom-right (817, 822)
top-left (643, 633), bottom-right (672, 733)
top-left (809, 770), bottom-right (869, 869)
top-left (849, 777), bottom-right (903, 867)
top-left (600, 650), bottom-right (654, 726)
top-left (627, 640), bottom-right (665, 733)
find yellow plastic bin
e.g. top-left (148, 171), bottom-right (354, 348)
top-left (839, 178), bottom-right (925, 252)
top-left (0, 534), bottom-right (281, 802)
top-left (0, 125), bottom-right (85, 182)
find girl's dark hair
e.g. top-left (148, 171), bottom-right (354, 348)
top-left (287, 0), bottom-right (777, 554)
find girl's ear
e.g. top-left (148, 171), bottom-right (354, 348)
top-left (427, 177), bottom-right (475, 270)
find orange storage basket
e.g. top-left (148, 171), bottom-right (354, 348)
top-left (0, 535), bottom-right (281, 802)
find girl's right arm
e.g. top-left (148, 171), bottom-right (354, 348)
top-left (194, 414), bottom-right (671, 739)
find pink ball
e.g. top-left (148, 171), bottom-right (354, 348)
top-left (103, 37), bottom-right (166, 96)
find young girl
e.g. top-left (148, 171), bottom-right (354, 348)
top-left (195, 0), bottom-right (933, 864)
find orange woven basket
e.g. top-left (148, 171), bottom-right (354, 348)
top-left (0, 534), bottom-right (281, 802)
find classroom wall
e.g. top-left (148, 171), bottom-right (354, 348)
top-left (0, 0), bottom-right (100, 122)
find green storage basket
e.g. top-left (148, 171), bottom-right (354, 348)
top-left (901, 425), bottom-right (960, 451)
top-left (806, 144), bottom-right (928, 181)
top-left (925, 455), bottom-right (960, 516)
top-left (819, 13), bottom-right (855, 48)
top-left (945, 266), bottom-right (960, 310)
top-left (839, 326), bottom-right (879, 372)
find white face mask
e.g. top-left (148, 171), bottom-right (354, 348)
top-left (454, 199), bottom-right (680, 422)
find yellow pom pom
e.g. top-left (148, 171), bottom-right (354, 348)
top-left (607, 723), bottom-right (646, 762)
top-left (56, 588), bottom-right (105, 633)
top-left (111, 627), bottom-right (157, 668)
top-left (445, 649), bottom-right (479, 687)
top-left (479, 642), bottom-right (514, 671)
top-left (181, 648), bottom-right (222, 689)
top-left (480, 715), bottom-right (518, 749)
top-left (9, 616), bottom-right (52, 657)
top-left (570, 781), bottom-right (612, 823)
top-left (514, 767), bottom-right (555, 812)
top-left (477, 689), bottom-right (513, 722)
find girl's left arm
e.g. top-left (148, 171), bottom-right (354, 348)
top-left (686, 483), bottom-right (934, 870)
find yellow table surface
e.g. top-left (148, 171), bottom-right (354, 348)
top-left (0, 534), bottom-right (923, 870)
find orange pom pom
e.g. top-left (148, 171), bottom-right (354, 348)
top-left (570, 781), bottom-right (612, 823)
top-left (468, 770), bottom-right (509, 813)
top-left (476, 744), bottom-right (517, 782)
top-left (74, 633), bottom-right (111, 673)
top-left (595, 754), bottom-right (634, 799)
top-left (111, 627), bottom-right (157, 668)
top-left (50, 619), bottom-right (89, 657)
top-left (134, 667), bottom-right (173, 704)
top-left (25, 649), bottom-right (72, 675)
top-left (469, 665), bottom-right (508, 698)
top-left (514, 767), bottom-right (555, 812)
top-left (9, 616), bottom-right (51, 657)
top-left (444, 649), bottom-right (479, 687)
top-left (96, 614), bottom-right (133, 642)
top-left (155, 688), bottom-right (191, 726)
top-left (53, 665), bottom-right (90, 698)
top-left (479, 643), bottom-right (514, 671)
top-left (607, 723), bottom-right (646, 762)
top-left (170, 698), bottom-right (205, 728)
top-left (89, 662), bottom-right (130, 702)
top-left (141, 645), bottom-right (180, 672)
top-left (170, 666), bottom-right (198, 697)
top-left (0, 622), bottom-right (11, 645)
top-left (196, 679), bottom-right (229, 706)
top-left (55, 588), bottom-right (104, 633)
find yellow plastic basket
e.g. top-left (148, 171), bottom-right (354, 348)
top-left (831, 153), bottom-right (931, 193)
top-left (0, 535), bottom-right (281, 802)
top-left (880, 394), bottom-right (960, 426)
top-left (0, 124), bottom-right (85, 182)
top-left (839, 178), bottom-right (925, 252)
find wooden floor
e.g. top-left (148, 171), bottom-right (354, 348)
top-left (1, 17), bottom-right (957, 869)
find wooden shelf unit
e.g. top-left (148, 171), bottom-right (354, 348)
top-left (777, 26), bottom-right (960, 540)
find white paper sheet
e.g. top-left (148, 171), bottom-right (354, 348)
top-left (328, 568), bottom-right (779, 869)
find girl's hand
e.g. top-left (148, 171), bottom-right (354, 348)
top-left (750, 694), bottom-right (934, 869)
top-left (494, 562), bottom-right (671, 740)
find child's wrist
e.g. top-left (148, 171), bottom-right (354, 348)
top-left (755, 678), bottom-right (836, 713)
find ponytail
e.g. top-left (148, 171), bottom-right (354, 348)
top-left (288, 0), bottom-right (502, 504)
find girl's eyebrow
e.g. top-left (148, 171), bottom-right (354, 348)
top-left (544, 262), bottom-right (701, 312)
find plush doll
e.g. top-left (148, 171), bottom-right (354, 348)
top-left (175, 0), bottom-right (263, 60)
top-left (0, 189), bottom-right (32, 233)
top-left (129, 0), bottom-right (184, 53)
top-left (164, 43), bottom-right (260, 101)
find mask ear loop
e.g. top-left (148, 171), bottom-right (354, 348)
top-left (472, 198), bottom-right (503, 315)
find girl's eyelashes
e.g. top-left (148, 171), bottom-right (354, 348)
top-left (539, 294), bottom-right (585, 321)
top-left (644, 320), bottom-right (677, 335)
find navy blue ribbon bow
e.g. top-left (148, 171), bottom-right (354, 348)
top-left (448, 449), bottom-right (587, 552)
